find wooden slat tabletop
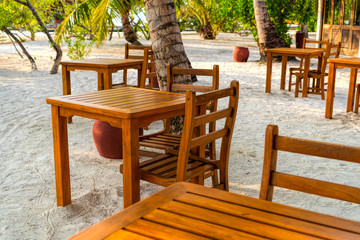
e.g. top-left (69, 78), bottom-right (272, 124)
top-left (46, 87), bottom-right (185, 119)
top-left (69, 182), bottom-right (360, 240)
top-left (328, 57), bottom-right (360, 66)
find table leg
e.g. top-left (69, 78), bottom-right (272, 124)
top-left (122, 119), bottom-right (140, 208)
top-left (265, 53), bottom-right (273, 93)
top-left (346, 68), bottom-right (358, 112)
top-left (103, 70), bottom-right (112, 90)
top-left (325, 63), bottom-right (336, 119)
top-left (98, 72), bottom-right (104, 91)
top-left (302, 55), bottom-right (311, 97)
top-left (280, 55), bottom-right (287, 90)
top-left (51, 105), bottom-right (71, 206)
top-left (62, 66), bottom-right (72, 123)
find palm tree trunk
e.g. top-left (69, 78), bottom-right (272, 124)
top-left (121, 12), bottom-right (142, 45)
top-left (2, 27), bottom-right (37, 70)
top-left (145, 0), bottom-right (194, 133)
top-left (253, 0), bottom-right (288, 62)
top-left (14, 0), bottom-right (62, 74)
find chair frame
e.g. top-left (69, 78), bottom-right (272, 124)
top-left (355, 83), bottom-right (360, 114)
top-left (260, 124), bottom-right (360, 204)
top-left (139, 48), bottom-right (157, 89)
top-left (123, 81), bottom-right (239, 190)
top-left (295, 41), bottom-right (341, 99)
top-left (288, 39), bottom-right (328, 92)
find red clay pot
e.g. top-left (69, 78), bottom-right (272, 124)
top-left (233, 46), bottom-right (250, 62)
top-left (92, 120), bottom-right (143, 159)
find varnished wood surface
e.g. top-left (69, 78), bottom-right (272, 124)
top-left (325, 57), bottom-right (360, 118)
top-left (266, 48), bottom-right (325, 97)
top-left (69, 182), bottom-right (360, 240)
top-left (47, 88), bottom-right (186, 208)
top-left (60, 58), bottom-right (144, 68)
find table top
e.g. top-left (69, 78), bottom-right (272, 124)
top-left (266, 47), bottom-right (325, 55)
top-left (46, 87), bottom-right (185, 119)
top-left (69, 182), bottom-right (360, 240)
top-left (60, 58), bottom-right (144, 67)
top-left (328, 57), bottom-right (360, 65)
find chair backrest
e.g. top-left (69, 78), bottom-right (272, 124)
top-left (302, 39), bottom-right (328, 49)
top-left (139, 48), bottom-right (157, 89)
top-left (167, 63), bottom-right (219, 93)
top-left (175, 80), bottom-right (239, 190)
top-left (260, 124), bottom-right (360, 204)
top-left (320, 41), bottom-right (341, 75)
top-left (124, 43), bottom-right (152, 60)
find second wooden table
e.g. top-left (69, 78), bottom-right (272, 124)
top-left (266, 48), bottom-right (325, 97)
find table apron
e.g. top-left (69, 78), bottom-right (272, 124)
top-left (271, 53), bottom-right (323, 58)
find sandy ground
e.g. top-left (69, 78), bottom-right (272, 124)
top-left (0, 31), bottom-right (359, 240)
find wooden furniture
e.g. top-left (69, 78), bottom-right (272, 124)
top-left (69, 182), bottom-right (360, 240)
top-left (60, 58), bottom-right (144, 123)
top-left (265, 48), bottom-right (325, 97)
top-left (288, 39), bottom-right (328, 92)
top-left (139, 63), bottom-right (220, 160)
top-left (325, 57), bottom-right (360, 118)
top-left (260, 124), bottom-right (360, 205)
top-left (139, 48), bottom-right (157, 89)
top-left (294, 42), bottom-right (342, 99)
top-left (46, 87), bottom-right (186, 208)
top-left (117, 43), bottom-right (152, 88)
top-left (355, 83), bottom-right (360, 114)
top-left (124, 81), bottom-right (239, 190)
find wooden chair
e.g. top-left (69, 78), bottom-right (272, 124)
top-left (139, 48), bottom-right (158, 89)
top-left (355, 83), bottom-right (360, 114)
top-left (139, 63), bottom-right (220, 160)
top-left (295, 42), bottom-right (341, 99)
top-left (288, 39), bottom-right (329, 92)
top-left (121, 81), bottom-right (239, 189)
top-left (112, 43), bottom-right (152, 88)
top-left (260, 124), bottom-right (360, 205)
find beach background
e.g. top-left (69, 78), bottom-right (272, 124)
top-left (0, 31), bottom-right (359, 240)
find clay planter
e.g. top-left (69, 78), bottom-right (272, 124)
top-left (92, 120), bottom-right (143, 159)
top-left (233, 47), bottom-right (250, 62)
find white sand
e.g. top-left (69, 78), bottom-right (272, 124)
top-left (0, 32), bottom-right (359, 239)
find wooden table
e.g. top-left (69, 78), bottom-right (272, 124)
top-left (60, 58), bottom-right (144, 93)
top-left (69, 182), bottom-right (360, 240)
top-left (46, 87), bottom-right (185, 208)
top-left (266, 48), bottom-right (325, 97)
top-left (325, 57), bottom-right (360, 119)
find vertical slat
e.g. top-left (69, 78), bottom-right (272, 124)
top-left (266, 52), bottom-right (272, 93)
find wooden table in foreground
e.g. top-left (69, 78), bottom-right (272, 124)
top-left (266, 48), bottom-right (325, 97)
top-left (46, 87), bottom-right (185, 208)
top-left (325, 57), bottom-right (360, 119)
top-left (69, 182), bottom-right (360, 240)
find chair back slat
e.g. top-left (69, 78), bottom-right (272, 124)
top-left (276, 136), bottom-right (360, 164)
top-left (190, 129), bottom-right (228, 149)
top-left (140, 48), bottom-right (157, 89)
top-left (260, 124), bottom-right (360, 205)
top-left (194, 108), bottom-right (233, 127)
top-left (171, 84), bottom-right (213, 92)
top-left (272, 172), bottom-right (360, 204)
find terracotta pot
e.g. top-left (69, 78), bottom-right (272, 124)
top-left (92, 120), bottom-right (143, 159)
top-left (233, 47), bottom-right (250, 62)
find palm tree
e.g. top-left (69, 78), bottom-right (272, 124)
top-left (253, 0), bottom-right (288, 62)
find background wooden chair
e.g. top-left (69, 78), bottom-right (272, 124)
top-left (112, 43), bottom-right (152, 88)
top-left (139, 63), bottom-right (220, 160)
top-left (121, 81), bottom-right (239, 190)
top-left (139, 48), bottom-right (158, 89)
top-left (288, 39), bottom-right (329, 92)
top-left (295, 42), bottom-right (341, 99)
top-left (260, 124), bottom-right (360, 205)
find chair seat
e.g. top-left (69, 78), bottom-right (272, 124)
top-left (120, 153), bottom-right (216, 187)
top-left (139, 133), bottom-right (181, 150)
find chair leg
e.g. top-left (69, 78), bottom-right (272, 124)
top-left (321, 77), bottom-right (325, 100)
top-left (288, 71), bottom-right (293, 91)
top-left (355, 84), bottom-right (360, 114)
top-left (295, 76), bottom-right (300, 98)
